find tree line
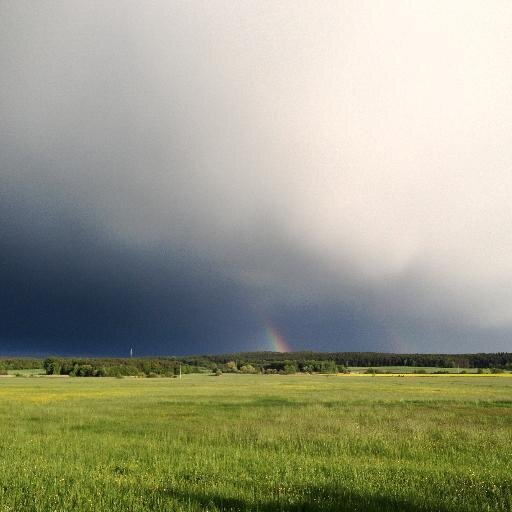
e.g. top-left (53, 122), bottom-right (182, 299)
top-left (1, 351), bottom-right (511, 377)
top-left (199, 351), bottom-right (512, 369)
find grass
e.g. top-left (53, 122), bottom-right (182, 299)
top-left (347, 366), bottom-right (481, 374)
top-left (0, 374), bottom-right (511, 511)
top-left (5, 368), bottom-right (46, 376)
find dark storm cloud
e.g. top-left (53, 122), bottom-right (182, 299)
top-left (1, 1), bottom-right (512, 354)
top-left (0, 175), bottom-right (382, 355)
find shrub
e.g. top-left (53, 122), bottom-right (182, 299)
top-left (240, 364), bottom-right (257, 374)
top-left (320, 360), bottom-right (338, 374)
top-left (96, 367), bottom-right (108, 377)
top-left (76, 365), bottom-right (94, 377)
top-left (283, 363), bottom-right (298, 374)
top-left (43, 358), bottom-right (61, 375)
top-left (225, 361), bottom-right (238, 373)
top-left (105, 365), bottom-right (139, 377)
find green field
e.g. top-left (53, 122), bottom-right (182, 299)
top-left (347, 366), bottom-right (481, 374)
top-left (6, 368), bottom-right (46, 376)
top-left (0, 374), bottom-right (511, 511)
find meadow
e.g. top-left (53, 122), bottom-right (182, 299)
top-left (346, 366), bottom-right (480, 374)
top-left (0, 374), bottom-right (511, 511)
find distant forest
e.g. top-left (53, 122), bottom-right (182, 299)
top-left (1, 351), bottom-right (512, 377)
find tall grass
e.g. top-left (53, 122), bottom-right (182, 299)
top-left (0, 374), bottom-right (511, 511)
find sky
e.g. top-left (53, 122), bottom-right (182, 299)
top-left (1, 1), bottom-right (512, 356)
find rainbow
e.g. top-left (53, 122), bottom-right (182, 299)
top-left (266, 322), bottom-right (292, 352)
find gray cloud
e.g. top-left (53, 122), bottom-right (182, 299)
top-left (1, 1), bottom-right (512, 354)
